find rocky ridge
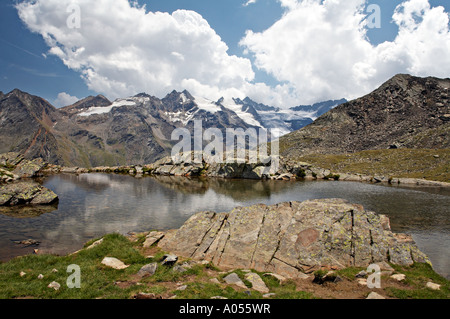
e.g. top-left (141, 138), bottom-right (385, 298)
top-left (280, 74), bottom-right (450, 157)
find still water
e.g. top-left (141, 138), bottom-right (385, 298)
top-left (0, 173), bottom-right (449, 279)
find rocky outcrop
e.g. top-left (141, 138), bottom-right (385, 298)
top-left (158, 199), bottom-right (430, 279)
top-left (0, 152), bottom-right (46, 181)
top-left (0, 181), bottom-right (58, 206)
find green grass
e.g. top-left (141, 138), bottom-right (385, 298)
top-left (386, 263), bottom-right (450, 299)
top-left (0, 233), bottom-right (448, 299)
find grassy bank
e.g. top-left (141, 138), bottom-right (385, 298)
top-left (293, 149), bottom-right (449, 183)
top-left (0, 233), bottom-right (448, 300)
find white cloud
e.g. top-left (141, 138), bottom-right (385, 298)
top-left (16, 0), bottom-right (450, 108)
top-left (240, 0), bottom-right (450, 104)
top-left (16, 0), bottom-right (255, 102)
top-left (243, 0), bottom-right (257, 7)
top-left (54, 92), bottom-right (79, 108)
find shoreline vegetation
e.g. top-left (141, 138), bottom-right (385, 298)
top-left (0, 229), bottom-right (448, 300)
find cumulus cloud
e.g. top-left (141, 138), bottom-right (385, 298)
top-left (54, 92), bottom-right (79, 108)
top-left (16, 0), bottom-right (450, 107)
top-left (16, 0), bottom-right (255, 101)
top-left (240, 0), bottom-right (450, 104)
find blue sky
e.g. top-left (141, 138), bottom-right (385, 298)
top-left (1, 0), bottom-right (449, 107)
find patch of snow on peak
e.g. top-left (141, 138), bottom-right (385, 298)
top-left (78, 99), bottom-right (136, 117)
top-left (220, 97), bottom-right (262, 127)
top-left (180, 93), bottom-right (190, 104)
top-left (193, 96), bottom-right (221, 113)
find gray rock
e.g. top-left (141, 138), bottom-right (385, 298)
top-left (158, 199), bottom-right (431, 279)
top-left (161, 254), bottom-right (178, 266)
top-left (0, 181), bottom-right (58, 206)
top-left (223, 273), bottom-right (247, 289)
top-left (143, 231), bottom-right (165, 248)
top-left (137, 263), bottom-right (158, 278)
top-left (245, 272), bottom-right (269, 293)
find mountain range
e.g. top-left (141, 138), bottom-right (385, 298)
top-left (0, 87), bottom-right (345, 167)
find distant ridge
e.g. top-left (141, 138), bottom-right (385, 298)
top-left (280, 74), bottom-right (450, 157)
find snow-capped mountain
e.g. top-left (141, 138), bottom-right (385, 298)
top-left (0, 88), bottom-right (345, 167)
top-left (71, 89), bottom-right (346, 138)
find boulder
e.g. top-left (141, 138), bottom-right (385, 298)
top-left (0, 181), bottom-right (58, 206)
top-left (158, 199), bottom-right (431, 279)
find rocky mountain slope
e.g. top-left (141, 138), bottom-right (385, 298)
top-left (280, 74), bottom-right (450, 158)
top-left (1, 88), bottom-right (342, 167)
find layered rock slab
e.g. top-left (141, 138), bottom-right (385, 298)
top-left (158, 199), bottom-right (430, 279)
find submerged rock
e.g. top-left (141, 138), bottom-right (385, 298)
top-left (158, 199), bottom-right (431, 279)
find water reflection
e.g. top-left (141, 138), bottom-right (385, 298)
top-left (0, 173), bottom-right (448, 279)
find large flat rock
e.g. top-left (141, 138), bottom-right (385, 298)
top-left (158, 198), bottom-right (430, 279)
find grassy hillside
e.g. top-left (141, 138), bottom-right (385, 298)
top-left (290, 149), bottom-right (449, 183)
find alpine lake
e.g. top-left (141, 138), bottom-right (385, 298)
top-left (0, 173), bottom-right (448, 279)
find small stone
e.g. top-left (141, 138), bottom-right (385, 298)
top-left (37, 274), bottom-right (44, 280)
top-left (263, 293), bottom-right (276, 298)
top-left (245, 272), bottom-right (269, 293)
top-left (367, 292), bottom-right (386, 299)
top-left (223, 273), bottom-right (247, 289)
top-left (173, 265), bottom-right (187, 273)
top-left (356, 270), bottom-right (367, 278)
top-left (143, 231), bottom-right (165, 248)
top-left (357, 278), bottom-right (367, 286)
top-left (426, 282), bottom-right (441, 291)
top-left (52, 269), bottom-right (58, 273)
top-left (48, 281), bottom-right (61, 291)
top-left (20, 271), bottom-right (26, 277)
top-left (137, 263), bottom-right (158, 278)
top-left (211, 296), bottom-right (228, 299)
top-left (101, 257), bottom-right (129, 270)
top-left (391, 274), bottom-right (406, 281)
top-left (210, 278), bottom-right (221, 285)
top-left (161, 254), bottom-right (178, 266)
top-left (176, 285), bottom-right (188, 291)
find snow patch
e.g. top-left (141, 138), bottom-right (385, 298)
top-left (193, 96), bottom-right (221, 113)
top-left (220, 97), bottom-right (262, 127)
top-left (78, 99), bottom-right (136, 116)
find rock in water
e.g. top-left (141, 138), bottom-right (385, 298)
top-left (0, 181), bottom-right (58, 206)
top-left (158, 199), bottom-right (431, 279)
